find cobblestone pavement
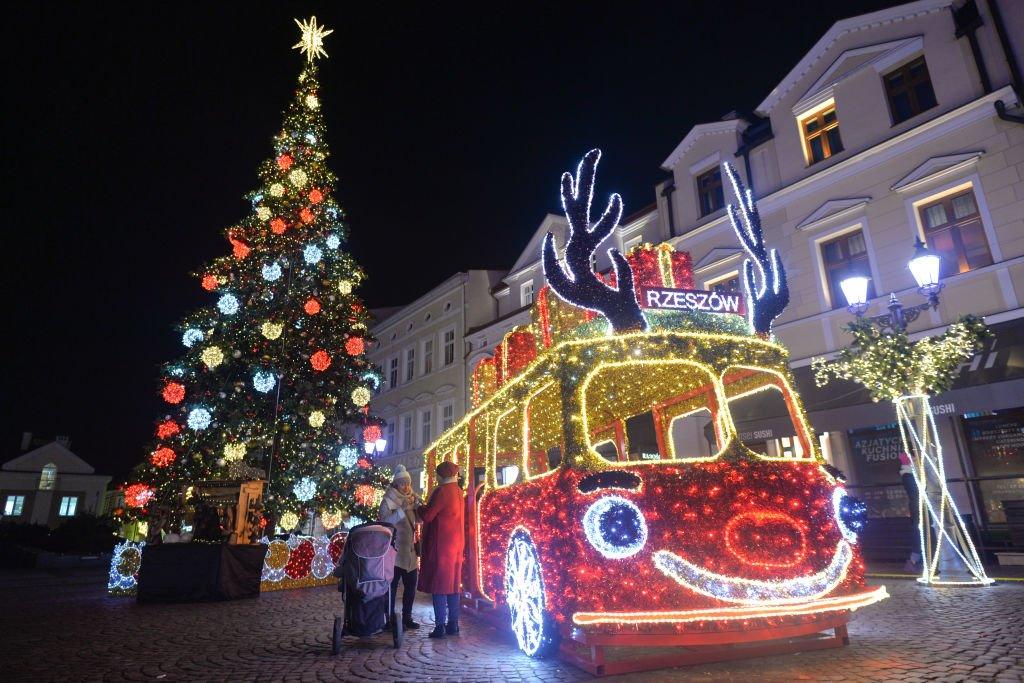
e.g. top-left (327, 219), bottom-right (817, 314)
top-left (1, 569), bottom-right (1022, 682)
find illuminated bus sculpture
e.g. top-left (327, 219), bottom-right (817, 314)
top-left (423, 151), bottom-right (886, 675)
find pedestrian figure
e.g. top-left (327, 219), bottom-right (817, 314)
top-left (378, 465), bottom-right (421, 630)
top-left (899, 452), bottom-right (923, 572)
top-left (417, 460), bottom-right (464, 639)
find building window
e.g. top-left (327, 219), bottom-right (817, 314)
top-left (695, 167), bottom-right (725, 217)
top-left (441, 402), bottom-right (455, 431)
top-left (479, 336), bottom-right (488, 352)
top-left (388, 357), bottom-right (399, 389)
top-left (800, 105), bottom-right (843, 164)
top-left (4, 495), bottom-right (25, 517)
top-left (420, 409), bottom-right (433, 448)
top-left (821, 230), bottom-right (874, 309)
top-left (443, 329), bottom-right (456, 367)
top-left (709, 274), bottom-right (740, 293)
top-left (884, 56), bottom-right (937, 124)
top-left (423, 339), bottom-right (434, 375)
top-left (401, 414), bottom-right (413, 452)
top-left (404, 347), bottom-right (415, 382)
top-left (39, 463), bottom-right (57, 490)
top-left (520, 281), bottom-right (534, 306)
top-left (917, 189), bottom-right (993, 277)
top-left (58, 496), bottom-right (78, 517)
top-left (385, 420), bottom-right (396, 455)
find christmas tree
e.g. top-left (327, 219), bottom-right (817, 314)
top-left (122, 17), bottom-right (388, 533)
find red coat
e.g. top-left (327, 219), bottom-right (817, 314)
top-left (417, 481), bottom-right (464, 594)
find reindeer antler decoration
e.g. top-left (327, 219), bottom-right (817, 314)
top-left (542, 149), bottom-right (647, 332)
top-left (723, 162), bottom-right (789, 337)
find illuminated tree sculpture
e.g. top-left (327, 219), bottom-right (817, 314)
top-left (123, 17), bottom-right (388, 530)
top-left (814, 315), bottom-right (992, 585)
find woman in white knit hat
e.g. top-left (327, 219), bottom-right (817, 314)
top-left (378, 464), bottom-right (421, 629)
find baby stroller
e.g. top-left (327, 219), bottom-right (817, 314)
top-left (332, 522), bottom-right (403, 653)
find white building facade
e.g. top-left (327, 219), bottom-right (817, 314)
top-left (1, 441), bottom-right (112, 527)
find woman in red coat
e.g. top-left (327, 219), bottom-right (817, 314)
top-left (417, 460), bottom-right (464, 638)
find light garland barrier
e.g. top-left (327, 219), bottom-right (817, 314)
top-left (895, 396), bottom-right (992, 585)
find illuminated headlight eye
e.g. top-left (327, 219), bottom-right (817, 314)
top-left (833, 487), bottom-right (867, 543)
top-left (583, 495), bottom-right (647, 559)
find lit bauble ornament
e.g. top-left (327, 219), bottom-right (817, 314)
top-left (162, 382), bottom-right (185, 404)
top-left (351, 387), bottom-right (371, 407)
top-left (338, 445), bottom-right (358, 468)
top-left (269, 183), bottom-right (285, 197)
top-left (293, 477), bottom-right (316, 502)
top-left (345, 337), bottom-right (365, 356)
top-left (150, 447), bottom-right (176, 467)
top-left (270, 217), bottom-right (287, 234)
top-left (253, 371), bottom-right (276, 393)
top-left (325, 234), bottom-right (340, 249)
top-left (299, 207), bottom-right (314, 223)
top-left (223, 442), bottom-right (246, 461)
top-left (256, 206), bottom-right (271, 221)
top-left (232, 349), bottom-right (242, 359)
top-left (309, 188), bottom-right (324, 204)
top-left (276, 154), bottom-right (293, 171)
top-left (156, 420), bottom-right (180, 439)
top-left (201, 274), bottom-right (218, 291)
top-left (305, 94), bottom-right (319, 109)
top-left (308, 411), bottom-right (326, 428)
top-left (217, 294), bottom-right (240, 315)
top-left (310, 350), bottom-right (331, 371)
top-left (201, 346), bottom-right (224, 369)
top-left (124, 484), bottom-right (155, 508)
top-left (261, 321), bottom-right (283, 340)
top-left (337, 280), bottom-right (353, 295)
top-left (279, 511), bottom-right (299, 531)
top-left (321, 509), bottom-right (342, 529)
top-left (262, 263), bottom-right (282, 281)
top-left (289, 168), bottom-right (308, 188)
top-left (265, 539), bottom-right (289, 575)
top-left (187, 407), bottom-right (212, 430)
top-left (354, 484), bottom-right (380, 507)
top-left (182, 328), bottom-right (204, 348)
top-left (303, 244), bottom-right (323, 264)
top-left (304, 298), bottom-right (321, 315)
top-left (363, 424), bottom-right (382, 443)
top-left (346, 516), bottom-right (365, 529)
top-left (284, 538), bottom-right (314, 579)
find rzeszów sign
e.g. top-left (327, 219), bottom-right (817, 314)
top-left (640, 287), bottom-right (746, 315)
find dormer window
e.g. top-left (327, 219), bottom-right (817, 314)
top-left (884, 56), bottom-right (936, 124)
top-left (800, 103), bottom-right (843, 165)
top-left (695, 167), bottom-right (724, 217)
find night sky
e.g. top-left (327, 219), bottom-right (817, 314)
top-left (1, 1), bottom-right (897, 478)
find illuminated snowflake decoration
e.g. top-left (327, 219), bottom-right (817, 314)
top-left (325, 234), bottom-right (340, 249)
top-left (338, 445), bottom-right (359, 469)
top-left (182, 328), bottom-right (204, 348)
top-left (217, 294), bottom-right (240, 315)
top-left (187, 407), bottom-right (212, 430)
top-left (303, 244), bottom-right (323, 264)
top-left (582, 495), bottom-right (648, 559)
top-left (262, 263), bottom-right (282, 281)
top-left (253, 371), bottom-right (276, 393)
top-left (293, 477), bottom-right (317, 502)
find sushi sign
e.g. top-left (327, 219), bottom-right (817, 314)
top-left (640, 286), bottom-right (746, 315)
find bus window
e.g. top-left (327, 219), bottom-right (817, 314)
top-left (499, 465), bottom-right (521, 486)
top-left (594, 440), bottom-right (619, 462)
top-left (669, 408), bottom-right (719, 460)
top-left (625, 411), bottom-right (660, 461)
top-left (546, 446), bottom-right (562, 469)
top-left (493, 406), bottom-right (524, 487)
top-left (525, 381), bottom-right (562, 476)
top-left (723, 366), bottom-right (813, 460)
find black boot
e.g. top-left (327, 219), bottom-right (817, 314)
top-left (445, 622), bottom-right (460, 636)
top-left (428, 626), bottom-right (446, 639)
top-left (403, 616), bottom-right (420, 630)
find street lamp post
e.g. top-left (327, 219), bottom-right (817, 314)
top-left (841, 239), bottom-right (944, 332)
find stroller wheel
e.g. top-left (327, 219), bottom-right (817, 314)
top-left (332, 616), bottom-right (343, 655)
top-left (391, 611), bottom-right (403, 648)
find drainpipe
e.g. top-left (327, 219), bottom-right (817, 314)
top-left (733, 114), bottom-right (774, 197)
top-left (986, 0), bottom-right (1023, 98)
top-left (954, 0), bottom-right (993, 94)
top-left (660, 179), bottom-right (677, 238)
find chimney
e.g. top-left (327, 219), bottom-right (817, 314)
top-left (21, 432), bottom-right (32, 451)
top-left (56, 435), bottom-right (71, 448)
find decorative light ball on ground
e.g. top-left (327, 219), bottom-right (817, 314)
top-left (223, 442), bottom-right (247, 461)
top-left (182, 328), bottom-right (204, 348)
top-left (325, 234), bottom-right (340, 249)
top-left (321, 510), bottom-right (342, 528)
top-left (289, 168), bottom-right (308, 187)
top-left (293, 477), bottom-right (317, 501)
top-left (299, 207), bottom-right (315, 224)
top-left (308, 410), bottom-right (326, 428)
top-left (262, 263), bottom-right (282, 281)
top-left (261, 321), bottom-right (283, 340)
top-left (201, 346), bottom-right (224, 369)
top-left (150, 447), bottom-right (176, 468)
top-left (217, 294), bottom-right (240, 315)
top-left (310, 350), bottom-right (331, 371)
top-left (279, 511), bottom-right (299, 531)
top-left (187, 407), bottom-right (212, 430)
top-left (311, 536), bottom-right (334, 579)
top-left (337, 279), bottom-right (353, 295)
top-left (276, 154), bottom-right (294, 171)
top-left (124, 484), bottom-right (155, 508)
top-left (256, 206), bottom-right (271, 221)
top-left (269, 183), bottom-right (285, 197)
top-left (329, 532), bottom-right (345, 563)
top-left (201, 274), bottom-right (218, 291)
top-left (354, 484), bottom-right (380, 507)
top-left (270, 217), bottom-right (287, 234)
top-left (344, 337), bottom-right (365, 356)
top-left (304, 298), bottom-right (321, 315)
top-left (305, 94), bottom-right (319, 109)
top-left (284, 538), bottom-right (314, 579)
top-left (350, 387), bottom-right (371, 407)
top-left (264, 539), bottom-right (290, 580)
top-left (363, 424), bottom-right (382, 443)
top-left (162, 382), bottom-right (185, 404)
top-left (156, 420), bottom-right (180, 439)
top-left (338, 445), bottom-right (358, 468)
top-left (253, 370), bottom-right (276, 393)
top-left (309, 188), bottom-right (323, 204)
top-left (303, 244), bottom-right (323, 264)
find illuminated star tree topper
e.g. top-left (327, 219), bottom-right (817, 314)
top-left (293, 16), bottom-right (334, 64)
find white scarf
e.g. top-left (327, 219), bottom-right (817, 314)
top-left (383, 486), bottom-right (418, 531)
